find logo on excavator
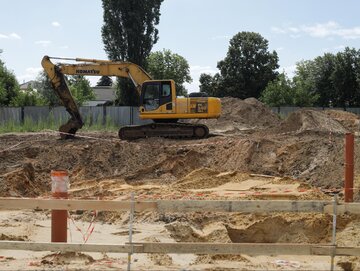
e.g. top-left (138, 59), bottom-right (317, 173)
top-left (75, 69), bottom-right (100, 75)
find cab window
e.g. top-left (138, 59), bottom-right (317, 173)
top-left (143, 83), bottom-right (160, 111)
top-left (162, 83), bottom-right (171, 97)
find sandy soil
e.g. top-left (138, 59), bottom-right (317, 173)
top-left (1, 97), bottom-right (360, 270)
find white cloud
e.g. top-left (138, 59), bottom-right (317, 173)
top-left (211, 35), bottom-right (231, 40)
top-left (272, 21), bottom-right (360, 40)
top-left (0, 32), bottom-right (21, 40)
top-left (35, 40), bottom-right (52, 47)
top-left (17, 67), bottom-right (43, 83)
top-left (190, 65), bottom-right (217, 75)
top-left (279, 65), bottom-right (297, 78)
top-left (322, 45), bottom-right (346, 53)
top-left (59, 45), bottom-right (69, 49)
top-left (52, 21), bottom-right (61, 27)
top-left (184, 65), bottom-right (218, 93)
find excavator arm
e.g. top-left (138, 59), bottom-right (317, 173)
top-left (41, 55), bottom-right (152, 138)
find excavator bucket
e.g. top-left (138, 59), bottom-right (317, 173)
top-left (41, 56), bottom-right (84, 139)
top-left (59, 119), bottom-right (83, 139)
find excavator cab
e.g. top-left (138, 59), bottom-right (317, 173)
top-left (140, 80), bottom-right (175, 114)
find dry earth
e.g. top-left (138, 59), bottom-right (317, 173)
top-left (0, 97), bottom-right (360, 270)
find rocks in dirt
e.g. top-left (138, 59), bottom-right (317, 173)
top-left (0, 233), bottom-right (28, 241)
top-left (41, 252), bottom-right (95, 266)
top-left (165, 221), bottom-right (231, 243)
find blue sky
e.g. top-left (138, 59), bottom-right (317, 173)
top-left (1, 0), bottom-right (360, 92)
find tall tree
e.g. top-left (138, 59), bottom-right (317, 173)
top-left (96, 76), bottom-right (113, 86)
top-left (331, 47), bottom-right (360, 107)
top-left (101, 0), bottom-right (163, 105)
top-left (68, 75), bottom-right (95, 106)
top-left (217, 32), bottom-right (279, 98)
top-left (10, 85), bottom-right (45, 107)
top-left (260, 73), bottom-right (293, 107)
top-left (147, 49), bottom-right (192, 96)
top-left (34, 71), bottom-right (60, 106)
top-left (0, 50), bottom-right (20, 106)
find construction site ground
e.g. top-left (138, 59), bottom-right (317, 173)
top-left (1, 98), bottom-right (360, 270)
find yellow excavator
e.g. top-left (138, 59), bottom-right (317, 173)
top-left (41, 56), bottom-right (221, 140)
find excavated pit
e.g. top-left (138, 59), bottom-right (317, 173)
top-left (1, 98), bottom-right (360, 270)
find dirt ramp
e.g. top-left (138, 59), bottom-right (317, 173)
top-left (279, 109), bottom-right (348, 134)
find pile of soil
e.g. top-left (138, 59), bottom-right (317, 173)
top-left (193, 97), bottom-right (281, 133)
top-left (278, 109), bottom-right (348, 134)
top-left (324, 109), bottom-right (360, 132)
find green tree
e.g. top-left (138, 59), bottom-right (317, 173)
top-left (331, 47), bottom-right (360, 107)
top-left (96, 76), bottom-right (113, 86)
top-left (147, 49), bottom-right (192, 96)
top-left (199, 73), bottom-right (221, 96)
top-left (0, 50), bottom-right (20, 106)
top-left (34, 71), bottom-right (60, 106)
top-left (101, 0), bottom-right (163, 105)
top-left (217, 32), bottom-right (279, 98)
top-left (292, 60), bottom-right (319, 106)
top-left (34, 72), bottom-right (95, 106)
top-left (312, 53), bottom-right (336, 107)
top-left (10, 85), bottom-right (45, 106)
top-left (260, 73), bottom-right (293, 107)
top-left (68, 75), bottom-right (95, 106)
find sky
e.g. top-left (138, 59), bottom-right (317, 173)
top-left (1, 0), bottom-right (360, 93)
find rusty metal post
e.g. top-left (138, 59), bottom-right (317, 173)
top-left (344, 133), bottom-right (354, 202)
top-left (51, 170), bottom-right (69, 242)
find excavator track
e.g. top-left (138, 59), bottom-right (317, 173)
top-left (118, 122), bottom-right (209, 140)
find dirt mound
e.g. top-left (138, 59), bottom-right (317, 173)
top-left (193, 97), bottom-right (281, 133)
top-left (0, 163), bottom-right (48, 197)
top-left (279, 109), bottom-right (348, 134)
top-left (173, 168), bottom-right (248, 190)
top-left (324, 109), bottom-right (360, 132)
top-left (41, 252), bottom-right (94, 265)
top-left (226, 214), bottom-right (332, 243)
top-left (165, 221), bottom-right (231, 243)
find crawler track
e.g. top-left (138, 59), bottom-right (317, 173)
top-left (118, 122), bottom-right (209, 140)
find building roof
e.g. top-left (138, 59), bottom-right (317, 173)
top-left (92, 86), bottom-right (116, 101)
top-left (19, 80), bottom-right (36, 90)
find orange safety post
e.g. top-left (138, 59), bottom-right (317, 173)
top-left (344, 133), bottom-right (354, 202)
top-left (51, 170), bottom-right (69, 242)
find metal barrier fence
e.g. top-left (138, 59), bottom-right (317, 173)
top-left (0, 106), bottom-right (152, 126)
top-left (2, 106), bottom-right (360, 126)
top-left (270, 106), bottom-right (360, 117)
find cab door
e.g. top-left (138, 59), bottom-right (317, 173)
top-left (140, 81), bottom-right (173, 113)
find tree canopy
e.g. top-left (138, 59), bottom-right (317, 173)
top-left (147, 49), bottom-right (192, 96)
top-left (34, 72), bottom-right (95, 106)
top-left (96, 76), bottom-right (113, 87)
top-left (101, 0), bottom-right (163, 105)
top-left (200, 32), bottom-right (279, 99)
top-left (282, 47), bottom-right (360, 108)
top-left (0, 50), bottom-right (20, 106)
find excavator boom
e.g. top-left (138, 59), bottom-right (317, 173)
top-left (41, 55), bottom-right (152, 138)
